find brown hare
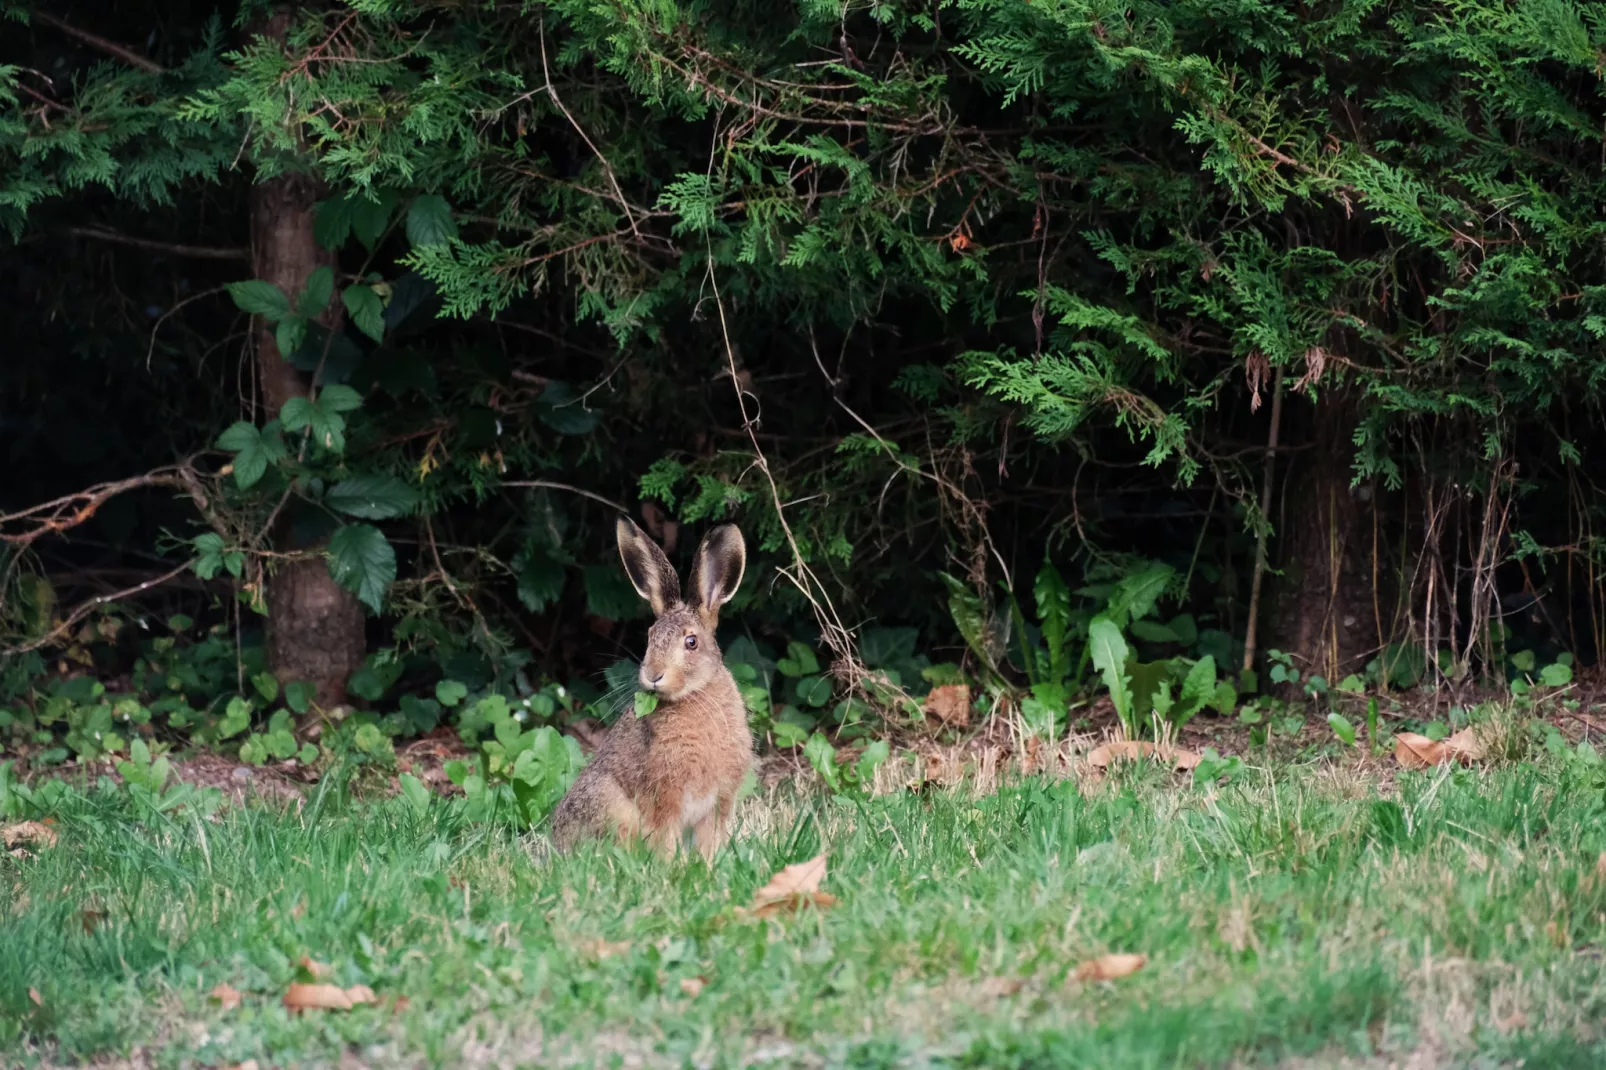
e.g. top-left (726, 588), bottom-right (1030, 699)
top-left (550, 516), bottom-right (754, 861)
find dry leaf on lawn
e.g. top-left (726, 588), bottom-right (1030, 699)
top-left (1393, 732), bottom-right (1446, 769)
top-left (297, 956), bottom-right (333, 981)
top-left (283, 982), bottom-right (377, 1011)
top-left (748, 852), bottom-right (838, 917)
top-left (1444, 727), bottom-right (1485, 762)
top-left (1087, 741), bottom-right (1200, 772)
top-left (980, 976), bottom-right (1024, 997)
top-left (577, 938), bottom-right (632, 960)
top-left (923, 684), bottom-right (971, 727)
top-left (210, 983), bottom-right (243, 1011)
top-left (1074, 953), bottom-right (1147, 982)
top-left (28, 987), bottom-right (42, 1006)
top-left (679, 976), bottom-right (707, 998)
top-left (3, 821), bottom-right (58, 851)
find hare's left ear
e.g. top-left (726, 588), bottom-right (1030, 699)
top-left (687, 524), bottom-right (746, 623)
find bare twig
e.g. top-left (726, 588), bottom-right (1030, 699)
top-left (29, 10), bottom-right (166, 74)
top-left (1241, 366), bottom-right (1286, 675)
top-left (500, 480), bottom-right (627, 514)
top-left (66, 226), bottom-right (249, 261)
top-left (1, 562), bottom-right (191, 655)
top-left (537, 16), bottom-right (641, 241)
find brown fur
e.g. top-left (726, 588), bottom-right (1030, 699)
top-left (550, 518), bottom-right (754, 861)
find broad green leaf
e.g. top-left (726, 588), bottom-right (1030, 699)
top-left (435, 680), bottom-right (468, 707)
top-left (1128, 620), bottom-right (1180, 644)
top-left (634, 690), bottom-right (659, 718)
top-left (251, 671), bottom-right (279, 703)
top-left (513, 547), bottom-right (565, 613)
top-left (326, 474), bottom-right (420, 519)
top-left (1088, 616), bottom-right (1134, 732)
top-left (1179, 655), bottom-right (1217, 712)
top-left (226, 280), bottom-right (290, 321)
top-left (342, 284), bottom-right (385, 343)
top-left (284, 680), bottom-right (316, 714)
top-left (400, 773), bottom-right (431, 817)
top-left (218, 695), bottom-right (251, 739)
top-left (1327, 713), bottom-right (1357, 746)
top-left (855, 739), bottom-right (890, 784)
top-left (797, 674), bottom-right (833, 707)
top-left (298, 266), bottom-right (335, 319)
top-left (314, 195), bottom-right (354, 250)
top-left (216, 421), bottom-right (272, 489)
top-left (406, 194), bottom-right (458, 247)
top-left (1540, 661), bottom-right (1573, 687)
top-left (327, 523), bottom-right (397, 612)
top-left (1107, 562), bottom-right (1174, 626)
top-left (349, 190), bottom-right (397, 249)
top-left (317, 383), bottom-right (364, 413)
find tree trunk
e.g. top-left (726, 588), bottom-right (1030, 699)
top-left (1274, 391), bottom-right (1379, 685)
top-left (249, 163), bottom-right (366, 711)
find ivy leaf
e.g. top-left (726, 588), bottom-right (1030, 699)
top-left (226, 280), bottom-right (291, 321)
top-left (298, 266), bottom-right (335, 319)
top-left (342, 285), bottom-right (385, 343)
top-left (406, 194), bottom-right (458, 247)
top-left (327, 523), bottom-right (396, 612)
top-left (326, 474), bottom-right (420, 519)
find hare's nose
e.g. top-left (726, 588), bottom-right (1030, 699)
top-left (641, 671), bottom-right (665, 691)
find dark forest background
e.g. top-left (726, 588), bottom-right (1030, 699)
top-left (4, 0), bottom-right (1605, 764)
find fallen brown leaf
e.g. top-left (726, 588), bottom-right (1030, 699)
top-left (3, 821), bottom-right (58, 852)
top-left (1445, 727), bottom-right (1485, 761)
top-left (297, 956), bottom-right (333, 981)
top-left (979, 976), bottom-right (1024, 997)
top-left (1393, 732), bottom-right (1446, 769)
top-left (1394, 728), bottom-right (1484, 769)
top-left (577, 938), bottom-right (632, 960)
top-left (1087, 741), bottom-right (1200, 772)
top-left (1074, 953), bottom-right (1147, 982)
top-left (210, 983), bottom-right (243, 1011)
top-left (282, 982), bottom-right (377, 1011)
top-left (679, 976), bottom-right (706, 997)
top-left (923, 684), bottom-right (971, 728)
top-left (229, 1062), bottom-right (260, 1070)
top-left (80, 907), bottom-right (106, 933)
top-left (748, 852), bottom-right (839, 917)
top-left (28, 987), bottom-right (42, 1006)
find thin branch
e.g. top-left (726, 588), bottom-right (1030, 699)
top-left (537, 16), bottom-right (641, 241)
top-left (29, 10), bottom-right (166, 74)
top-left (500, 480), bottom-right (627, 514)
top-left (2, 563), bottom-right (191, 655)
top-left (67, 226), bottom-right (249, 261)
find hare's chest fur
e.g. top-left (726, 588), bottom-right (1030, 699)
top-left (680, 788), bottom-right (719, 827)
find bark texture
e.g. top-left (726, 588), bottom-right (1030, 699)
top-left (250, 166), bottom-right (365, 710)
top-left (1274, 391), bottom-right (1379, 683)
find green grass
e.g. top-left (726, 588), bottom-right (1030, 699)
top-left (4, 756), bottom-right (1606, 1068)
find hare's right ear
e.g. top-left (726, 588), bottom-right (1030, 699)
top-left (617, 516), bottom-right (680, 616)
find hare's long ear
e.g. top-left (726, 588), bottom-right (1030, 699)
top-left (687, 524), bottom-right (746, 623)
top-left (617, 516), bottom-right (680, 616)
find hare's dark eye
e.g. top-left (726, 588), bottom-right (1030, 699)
top-left (684, 634), bottom-right (698, 651)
